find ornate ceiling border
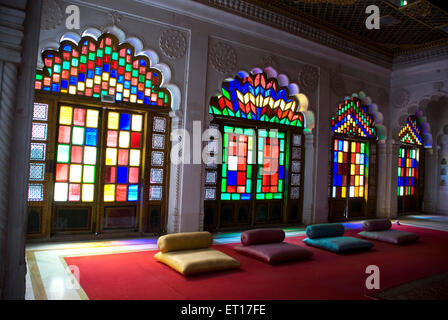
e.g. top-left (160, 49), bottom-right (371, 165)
top-left (193, 0), bottom-right (393, 68)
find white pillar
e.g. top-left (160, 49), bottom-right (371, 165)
top-left (375, 141), bottom-right (387, 218)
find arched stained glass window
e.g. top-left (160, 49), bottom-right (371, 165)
top-left (27, 33), bottom-right (171, 238)
top-left (34, 34), bottom-right (171, 108)
top-left (204, 71), bottom-right (306, 230)
top-left (397, 115), bottom-right (424, 213)
top-left (329, 97), bottom-right (377, 221)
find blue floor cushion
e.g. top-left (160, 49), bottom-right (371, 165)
top-left (303, 236), bottom-right (374, 253)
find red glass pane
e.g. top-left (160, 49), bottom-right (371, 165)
top-left (116, 185), bottom-right (127, 202)
top-left (56, 163), bottom-right (69, 182)
top-left (107, 131), bottom-right (118, 147)
top-left (130, 132), bottom-right (141, 148)
top-left (69, 184), bottom-right (81, 201)
top-left (73, 108), bottom-right (85, 126)
top-left (227, 186), bottom-right (236, 193)
top-left (71, 146), bottom-right (83, 163)
top-left (58, 126), bottom-right (71, 143)
top-left (128, 167), bottom-right (139, 183)
top-left (117, 149), bottom-right (129, 166)
top-left (237, 172), bottom-right (246, 186)
top-left (105, 166), bottom-right (116, 183)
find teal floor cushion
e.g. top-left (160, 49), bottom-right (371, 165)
top-left (303, 236), bottom-right (373, 253)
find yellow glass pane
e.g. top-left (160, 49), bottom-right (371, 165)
top-left (119, 131), bottom-right (130, 148)
top-left (59, 106), bottom-right (73, 125)
top-left (82, 184), bottom-right (94, 202)
top-left (343, 141), bottom-right (348, 152)
top-left (351, 164), bottom-right (355, 175)
top-left (129, 149), bottom-right (140, 166)
top-left (355, 175), bottom-right (359, 186)
top-left (359, 187), bottom-right (364, 197)
top-left (338, 152), bottom-right (343, 163)
top-left (86, 109), bottom-right (99, 128)
top-left (84, 147), bottom-right (97, 165)
top-left (351, 142), bottom-right (356, 153)
top-left (106, 148), bottom-right (117, 166)
top-left (104, 184), bottom-right (115, 202)
top-left (54, 182), bottom-right (68, 201)
top-left (108, 112), bottom-right (119, 129)
top-left (132, 114), bottom-right (143, 131)
top-left (355, 153), bottom-right (360, 164)
top-left (341, 187), bottom-right (346, 198)
top-left (69, 164), bottom-right (82, 183)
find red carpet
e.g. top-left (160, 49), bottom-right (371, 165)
top-left (65, 225), bottom-right (448, 300)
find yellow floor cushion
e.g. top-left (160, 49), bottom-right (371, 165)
top-left (154, 248), bottom-right (241, 276)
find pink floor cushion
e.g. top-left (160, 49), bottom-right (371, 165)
top-left (234, 242), bottom-right (313, 264)
top-left (235, 229), bottom-right (313, 264)
top-left (358, 229), bottom-right (419, 245)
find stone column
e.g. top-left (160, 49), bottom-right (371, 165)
top-left (375, 141), bottom-right (387, 218)
top-left (2, 0), bottom-right (42, 299)
top-left (423, 148), bottom-right (436, 213)
top-left (389, 142), bottom-right (401, 219)
top-left (302, 131), bottom-right (315, 225)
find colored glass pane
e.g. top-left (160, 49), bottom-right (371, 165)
top-left (221, 126), bottom-right (254, 200)
top-left (103, 111), bottom-right (144, 202)
top-left (397, 147), bottom-right (419, 196)
top-left (330, 97), bottom-right (376, 138)
top-left (331, 138), bottom-right (369, 199)
top-left (399, 115), bottom-right (423, 146)
top-left (34, 34), bottom-right (171, 108)
top-left (55, 106), bottom-right (98, 202)
top-left (208, 72), bottom-right (304, 127)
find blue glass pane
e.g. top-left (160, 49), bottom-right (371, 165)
top-left (128, 185), bottom-right (138, 201)
top-left (120, 113), bottom-right (131, 130)
top-left (227, 171), bottom-right (237, 186)
top-left (278, 166), bottom-right (284, 179)
top-left (241, 194), bottom-right (251, 200)
top-left (85, 128), bottom-right (97, 146)
top-left (117, 167), bottom-right (128, 183)
top-left (337, 175), bottom-right (342, 187)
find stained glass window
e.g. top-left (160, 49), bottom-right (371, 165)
top-left (54, 106), bottom-right (99, 202)
top-left (34, 34), bottom-right (171, 108)
top-left (221, 126), bottom-right (255, 201)
top-left (399, 115), bottom-right (422, 146)
top-left (256, 129), bottom-right (285, 200)
top-left (28, 103), bottom-right (49, 201)
top-left (398, 147), bottom-right (419, 196)
top-left (331, 97), bottom-right (376, 138)
top-left (331, 139), bottom-right (369, 198)
top-left (104, 111), bottom-right (143, 202)
top-left (209, 73), bottom-right (304, 127)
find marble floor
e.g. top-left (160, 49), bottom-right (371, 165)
top-left (24, 215), bottom-right (447, 300)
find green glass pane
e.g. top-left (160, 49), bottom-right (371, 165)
top-left (247, 166), bottom-right (252, 178)
top-left (105, 47), bottom-right (111, 55)
top-left (231, 194), bottom-right (240, 200)
top-left (256, 194), bottom-right (265, 200)
top-left (57, 144), bottom-right (70, 163)
top-left (221, 178), bottom-right (226, 192)
top-left (71, 58), bottom-right (79, 67)
top-left (112, 52), bottom-right (118, 60)
top-left (119, 58), bottom-right (125, 66)
top-left (274, 193), bottom-right (282, 199)
top-left (246, 180), bottom-right (251, 192)
top-left (256, 180), bottom-right (262, 192)
top-left (221, 193), bottom-right (231, 200)
top-left (97, 49), bottom-right (103, 57)
top-left (266, 193), bottom-right (274, 200)
top-left (222, 164), bottom-right (227, 177)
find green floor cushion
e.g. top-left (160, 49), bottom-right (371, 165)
top-left (303, 236), bottom-right (374, 253)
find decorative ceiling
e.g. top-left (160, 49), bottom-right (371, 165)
top-left (197, 0), bottom-right (448, 59)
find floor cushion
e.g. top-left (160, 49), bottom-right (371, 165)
top-left (157, 231), bottom-right (213, 253)
top-left (241, 228), bottom-right (285, 246)
top-left (303, 236), bottom-right (374, 253)
top-left (358, 229), bottom-right (419, 245)
top-left (154, 248), bottom-right (240, 275)
top-left (305, 223), bottom-right (345, 239)
top-left (234, 242), bottom-right (313, 264)
top-left (363, 219), bottom-right (392, 232)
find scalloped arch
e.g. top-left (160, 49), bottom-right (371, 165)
top-left (36, 26), bottom-right (181, 111)
top-left (209, 66), bottom-right (314, 129)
